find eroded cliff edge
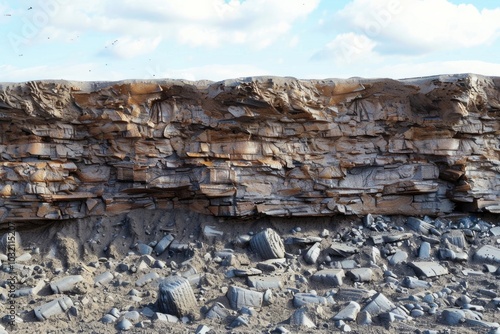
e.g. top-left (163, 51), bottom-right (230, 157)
top-left (0, 74), bottom-right (499, 225)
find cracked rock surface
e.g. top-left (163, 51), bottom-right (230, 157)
top-left (1, 74), bottom-right (500, 226)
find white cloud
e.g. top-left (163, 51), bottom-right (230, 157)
top-left (35, 0), bottom-right (320, 52)
top-left (0, 63), bottom-right (120, 82)
top-left (313, 32), bottom-right (378, 64)
top-left (289, 35), bottom-right (299, 48)
top-left (369, 60), bottom-right (500, 79)
top-left (148, 63), bottom-right (269, 81)
top-left (0, 61), bottom-right (268, 83)
top-left (336, 0), bottom-right (500, 54)
top-left (103, 36), bottom-right (162, 59)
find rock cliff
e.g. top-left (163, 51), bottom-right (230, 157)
top-left (0, 74), bottom-right (499, 226)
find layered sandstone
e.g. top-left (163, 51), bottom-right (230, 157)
top-left (0, 74), bottom-right (499, 226)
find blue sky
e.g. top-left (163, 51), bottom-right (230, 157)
top-left (1, 0), bottom-right (500, 82)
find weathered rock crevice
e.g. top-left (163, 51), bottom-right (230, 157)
top-left (0, 74), bottom-right (499, 226)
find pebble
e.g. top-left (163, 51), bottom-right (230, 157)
top-left (122, 310), bottom-right (140, 321)
top-left (116, 318), bottom-right (133, 331)
top-left (441, 308), bottom-right (465, 325)
top-left (109, 308), bottom-right (120, 318)
top-left (203, 225), bottom-right (224, 238)
top-left (101, 314), bottom-right (117, 324)
top-left (136, 243), bottom-right (153, 255)
top-left (418, 242), bottom-right (431, 259)
top-left (320, 229), bottom-right (330, 237)
top-left (154, 312), bottom-right (179, 323)
top-left (195, 324), bottom-right (214, 334)
top-left (94, 271), bottom-right (114, 287)
top-left (388, 250), bottom-right (408, 265)
top-left (356, 310), bottom-right (372, 325)
top-left (402, 276), bottom-right (431, 289)
top-left (410, 309), bottom-right (425, 317)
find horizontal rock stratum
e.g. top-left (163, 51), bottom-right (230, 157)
top-left (0, 74), bottom-right (499, 224)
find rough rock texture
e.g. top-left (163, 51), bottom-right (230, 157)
top-left (0, 74), bottom-right (499, 225)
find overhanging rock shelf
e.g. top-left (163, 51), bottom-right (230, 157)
top-left (0, 74), bottom-right (499, 224)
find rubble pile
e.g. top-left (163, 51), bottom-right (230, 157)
top-left (1, 210), bottom-right (500, 333)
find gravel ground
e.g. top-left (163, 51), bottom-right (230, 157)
top-left (1, 209), bottom-right (500, 334)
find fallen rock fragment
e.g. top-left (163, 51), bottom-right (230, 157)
top-left (293, 293), bottom-right (331, 308)
top-left (256, 258), bottom-right (287, 272)
top-left (233, 268), bottom-right (262, 277)
top-left (250, 228), bottom-right (285, 260)
top-left (157, 276), bottom-right (197, 317)
top-left (443, 230), bottom-right (467, 248)
top-left (226, 286), bottom-right (263, 309)
top-left (327, 243), bottom-right (358, 257)
top-left (303, 242), bottom-right (320, 264)
top-left (94, 271), bottom-right (114, 287)
top-left (408, 261), bottom-right (449, 278)
top-left (34, 296), bottom-right (74, 321)
top-left (475, 245), bottom-right (500, 263)
top-left (418, 241), bottom-right (431, 259)
top-left (402, 276), bottom-right (431, 289)
top-left (311, 269), bottom-right (345, 287)
top-left (441, 309), bottom-right (465, 325)
top-left (346, 268), bottom-right (373, 282)
top-left (289, 307), bottom-right (316, 328)
top-left (247, 276), bottom-right (282, 290)
top-left (50, 275), bottom-right (84, 294)
top-left (406, 217), bottom-right (433, 234)
top-left (136, 272), bottom-right (160, 287)
top-left (388, 250), bottom-right (408, 265)
top-left (362, 293), bottom-right (395, 316)
top-left (154, 234), bottom-right (174, 255)
top-left (333, 301), bottom-right (361, 321)
top-left (335, 288), bottom-right (376, 302)
top-left (205, 302), bottom-right (230, 320)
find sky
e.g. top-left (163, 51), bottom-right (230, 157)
top-left (1, 0), bottom-right (500, 82)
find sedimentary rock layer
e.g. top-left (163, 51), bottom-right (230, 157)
top-left (0, 74), bottom-right (499, 224)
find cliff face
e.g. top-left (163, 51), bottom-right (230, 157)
top-left (0, 74), bottom-right (499, 225)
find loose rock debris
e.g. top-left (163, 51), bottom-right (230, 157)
top-left (1, 209), bottom-right (500, 333)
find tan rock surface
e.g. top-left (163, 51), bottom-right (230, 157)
top-left (0, 74), bottom-right (499, 225)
